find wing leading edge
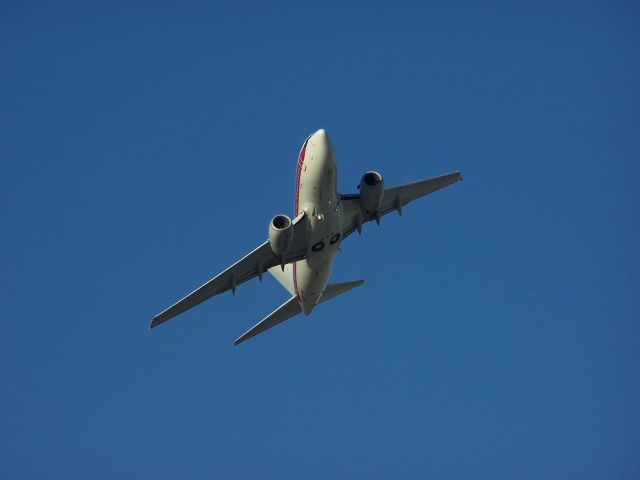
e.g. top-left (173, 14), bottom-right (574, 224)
top-left (150, 212), bottom-right (309, 329)
top-left (340, 171), bottom-right (462, 239)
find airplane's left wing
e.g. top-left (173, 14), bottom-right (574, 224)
top-left (150, 212), bottom-right (308, 329)
top-left (340, 171), bottom-right (462, 240)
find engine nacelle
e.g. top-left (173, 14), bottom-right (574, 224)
top-left (359, 171), bottom-right (384, 213)
top-left (268, 214), bottom-right (294, 256)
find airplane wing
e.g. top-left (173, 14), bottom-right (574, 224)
top-left (150, 212), bottom-right (309, 329)
top-left (340, 171), bottom-right (462, 239)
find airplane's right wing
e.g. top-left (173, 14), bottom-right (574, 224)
top-left (150, 212), bottom-right (309, 329)
top-left (340, 171), bottom-right (462, 240)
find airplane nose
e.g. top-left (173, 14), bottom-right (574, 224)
top-left (311, 128), bottom-right (329, 145)
top-left (309, 129), bottom-right (333, 156)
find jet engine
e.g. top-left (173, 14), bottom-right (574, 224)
top-left (268, 214), bottom-right (294, 256)
top-left (359, 171), bottom-right (384, 213)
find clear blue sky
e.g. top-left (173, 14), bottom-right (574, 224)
top-left (1, 1), bottom-right (638, 478)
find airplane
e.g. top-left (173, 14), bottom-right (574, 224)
top-left (150, 129), bottom-right (462, 345)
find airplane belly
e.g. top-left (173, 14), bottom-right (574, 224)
top-left (293, 129), bottom-right (342, 314)
top-left (294, 257), bottom-right (333, 315)
top-left (297, 131), bottom-right (341, 270)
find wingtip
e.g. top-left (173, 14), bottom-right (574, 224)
top-left (233, 332), bottom-right (248, 346)
top-left (149, 316), bottom-right (163, 330)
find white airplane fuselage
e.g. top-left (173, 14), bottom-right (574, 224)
top-left (294, 129), bottom-right (341, 315)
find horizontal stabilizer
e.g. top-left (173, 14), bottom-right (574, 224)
top-left (234, 296), bottom-right (302, 345)
top-left (318, 280), bottom-right (364, 304)
top-left (234, 280), bottom-right (363, 345)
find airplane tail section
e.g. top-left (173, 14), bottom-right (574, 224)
top-left (233, 279), bottom-right (364, 345)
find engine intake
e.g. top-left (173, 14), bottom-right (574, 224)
top-left (268, 214), bottom-right (294, 256)
top-left (359, 171), bottom-right (384, 213)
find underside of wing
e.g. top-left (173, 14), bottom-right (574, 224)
top-left (267, 263), bottom-right (296, 296)
top-left (340, 171), bottom-right (461, 239)
top-left (150, 212), bottom-right (309, 329)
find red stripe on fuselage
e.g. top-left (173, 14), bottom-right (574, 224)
top-left (293, 136), bottom-right (309, 299)
top-left (294, 140), bottom-right (307, 216)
